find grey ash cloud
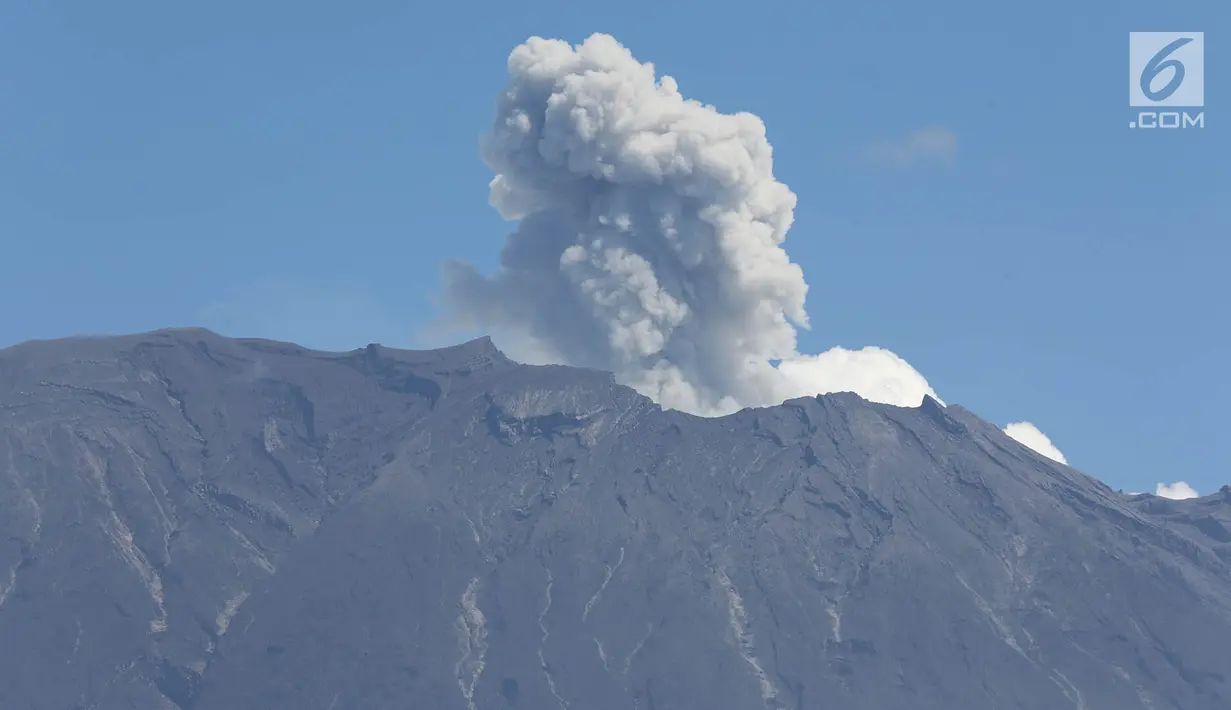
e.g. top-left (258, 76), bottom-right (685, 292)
top-left (441, 34), bottom-right (939, 416)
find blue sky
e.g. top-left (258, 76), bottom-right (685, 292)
top-left (1, 1), bottom-right (1226, 496)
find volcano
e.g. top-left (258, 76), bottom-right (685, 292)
top-left (1, 328), bottom-right (1228, 710)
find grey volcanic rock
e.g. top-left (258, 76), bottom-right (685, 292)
top-left (1, 329), bottom-right (1228, 710)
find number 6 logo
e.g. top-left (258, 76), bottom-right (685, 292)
top-left (1140, 37), bottom-right (1192, 102)
top-left (1129, 32), bottom-right (1204, 108)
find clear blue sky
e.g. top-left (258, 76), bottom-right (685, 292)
top-left (1, 1), bottom-right (1226, 495)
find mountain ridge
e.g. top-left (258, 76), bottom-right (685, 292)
top-left (1, 328), bottom-right (1228, 710)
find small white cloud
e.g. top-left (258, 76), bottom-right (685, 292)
top-left (1156, 481), bottom-right (1200, 500)
top-left (1003, 422), bottom-right (1068, 464)
top-left (869, 125), bottom-right (958, 168)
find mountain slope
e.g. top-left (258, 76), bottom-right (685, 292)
top-left (1, 329), bottom-right (1228, 710)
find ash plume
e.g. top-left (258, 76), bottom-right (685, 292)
top-left (442, 33), bottom-right (939, 415)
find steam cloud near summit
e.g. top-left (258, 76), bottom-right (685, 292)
top-left (441, 33), bottom-right (938, 416)
top-left (1156, 481), bottom-right (1200, 500)
top-left (1003, 422), bottom-right (1068, 464)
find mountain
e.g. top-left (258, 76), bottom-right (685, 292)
top-left (1, 328), bottom-right (1228, 710)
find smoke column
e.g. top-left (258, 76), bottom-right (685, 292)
top-left (442, 33), bottom-right (940, 416)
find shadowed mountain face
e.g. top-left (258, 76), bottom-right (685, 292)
top-left (1, 329), bottom-right (1228, 710)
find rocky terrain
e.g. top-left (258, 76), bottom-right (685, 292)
top-left (1, 328), bottom-right (1228, 709)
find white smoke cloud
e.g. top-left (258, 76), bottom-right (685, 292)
top-left (441, 33), bottom-right (940, 416)
top-left (1156, 481), bottom-right (1200, 500)
top-left (1003, 422), bottom-right (1068, 464)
